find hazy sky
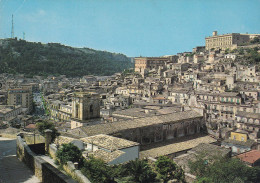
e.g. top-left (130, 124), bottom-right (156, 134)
top-left (0, 0), bottom-right (259, 57)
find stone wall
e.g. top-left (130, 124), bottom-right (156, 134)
top-left (114, 117), bottom-right (203, 145)
top-left (49, 144), bottom-right (57, 160)
top-left (16, 136), bottom-right (76, 183)
top-left (42, 163), bottom-right (76, 183)
top-left (63, 161), bottom-right (91, 183)
top-left (24, 134), bottom-right (45, 144)
top-left (49, 144), bottom-right (91, 183)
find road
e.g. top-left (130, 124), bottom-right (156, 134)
top-left (33, 92), bottom-right (45, 116)
top-left (0, 137), bottom-right (40, 183)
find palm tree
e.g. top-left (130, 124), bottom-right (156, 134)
top-left (127, 159), bottom-right (156, 183)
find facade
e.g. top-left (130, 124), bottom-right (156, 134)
top-left (71, 92), bottom-right (100, 129)
top-left (0, 105), bottom-right (22, 122)
top-left (80, 110), bottom-right (204, 146)
top-left (205, 31), bottom-right (259, 50)
top-left (134, 57), bottom-right (169, 72)
top-left (236, 112), bottom-right (260, 140)
top-left (221, 130), bottom-right (256, 155)
top-left (7, 88), bottom-right (33, 113)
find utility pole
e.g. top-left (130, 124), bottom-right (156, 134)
top-left (11, 14), bottom-right (14, 38)
top-left (23, 32), bottom-right (25, 40)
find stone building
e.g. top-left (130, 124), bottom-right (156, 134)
top-left (80, 110), bottom-right (204, 146)
top-left (71, 92), bottom-right (100, 129)
top-left (236, 112), bottom-right (260, 140)
top-left (134, 57), bottom-right (169, 73)
top-left (7, 88), bottom-right (33, 113)
top-left (205, 31), bottom-right (259, 51)
top-left (221, 130), bottom-right (256, 155)
top-left (0, 105), bottom-right (23, 123)
top-left (81, 134), bottom-right (139, 165)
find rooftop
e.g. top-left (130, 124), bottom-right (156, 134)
top-left (81, 134), bottom-right (139, 151)
top-left (140, 135), bottom-right (216, 158)
top-left (236, 150), bottom-right (260, 164)
top-left (222, 138), bottom-right (256, 148)
top-left (84, 149), bottom-right (125, 163)
top-left (190, 143), bottom-right (230, 156)
top-left (81, 110), bottom-right (202, 136)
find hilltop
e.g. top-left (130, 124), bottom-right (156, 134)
top-left (0, 38), bottom-right (133, 77)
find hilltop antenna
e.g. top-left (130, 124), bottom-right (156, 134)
top-left (11, 14), bottom-right (14, 38)
top-left (23, 32), bottom-right (25, 40)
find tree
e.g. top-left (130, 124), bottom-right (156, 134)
top-left (189, 153), bottom-right (260, 183)
top-left (250, 37), bottom-right (260, 44)
top-left (225, 48), bottom-right (230, 54)
top-left (36, 121), bottom-right (60, 142)
top-left (155, 156), bottom-right (184, 183)
top-left (81, 156), bottom-right (115, 183)
top-left (126, 159), bottom-right (157, 183)
top-left (56, 143), bottom-right (82, 165)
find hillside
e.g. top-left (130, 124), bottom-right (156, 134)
top-left (0, 38), bottom-right (133, 77)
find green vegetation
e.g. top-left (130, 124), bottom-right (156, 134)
top-left (36, 121), bottom-right (60, 142)
top-left (189, 153), bottom-right (260, 183)
top-left (56, 143), bottom-right (82, 165)
top-left (53, 143), bottom-right (185, 183)
top-left (225, 48), bottom-right (230, 54)
top-left (0, 38), bottom-right (133, 77)
top-left (250, 37), bottom-right (260, 44)
top-left (244, 47), bottom-right (260, 65)
top-left (81, 156), bottom-right (116, 183)
top-left (155, 156), bottom-right (185, 183)
top-left (125, 159), bottom-right (157, 183)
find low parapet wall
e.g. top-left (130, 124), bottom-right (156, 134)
top-left (16, 136), bottom-right (76, 183)
top-left (49, 144), bottom-right (91, 183)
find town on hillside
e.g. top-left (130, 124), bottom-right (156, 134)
top-left (1, 31), bottom-right (260, 183)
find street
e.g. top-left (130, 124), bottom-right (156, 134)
top-left (0, 137), bottom-right (40, 183)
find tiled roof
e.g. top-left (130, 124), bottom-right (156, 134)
top-left (55, 136), bottom-right (76, 145)
top-left (81, 110), bottom-right (202, 136)
top-left (236, 150), bottom-right (260, 164)
top-left (83, 149), bottom-right (125, 163)
top-left (81, 134), bottom-right (139, 151)
top-left (140, 136), bottom-right (216, 158)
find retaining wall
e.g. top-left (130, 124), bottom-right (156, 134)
top-left (16, 136), bottom-right (76, 183)
top-left (49, 144), bottom-right (91, 183)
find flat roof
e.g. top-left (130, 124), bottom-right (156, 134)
top-left (81, 110), bottom-right (202, 136)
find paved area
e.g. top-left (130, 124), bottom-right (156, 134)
top-left (0, 137), bottom-right (40, 183)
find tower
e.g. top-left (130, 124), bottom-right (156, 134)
top-left (71, 92), bottom-right (100, 129)
top-left (11, 14), bottom-right (14, 38)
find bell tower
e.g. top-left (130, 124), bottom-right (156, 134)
top-left (71, 92), bottom-right (100, 129)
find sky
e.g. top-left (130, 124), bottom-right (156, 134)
top-left (0, 0), bottom-right (260, 57)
